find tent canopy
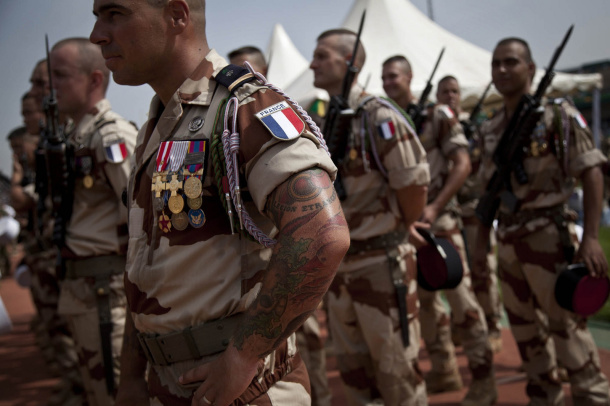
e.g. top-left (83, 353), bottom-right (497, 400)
top-left (281, 0), bottom-right (602, 110)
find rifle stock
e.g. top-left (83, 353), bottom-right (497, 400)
top-left (475, 26), bottom-right (574, 227)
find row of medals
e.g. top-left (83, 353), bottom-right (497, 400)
top-left (154, 169), bottom-right (205, 232)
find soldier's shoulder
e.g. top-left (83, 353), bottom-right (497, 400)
top-left (94, 111), bottom-right (137, 163)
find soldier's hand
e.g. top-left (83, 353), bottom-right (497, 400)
top-left (409, 222), bottom-right (430, 249)
top-left (575, 236), bottom-right (609, 278)
top-left (180, 344), bottom-right (260, 406)
top-left (419, 204), bottom-right (439, 225)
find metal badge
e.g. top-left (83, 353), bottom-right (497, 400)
top-left (83, 175), bottom-right (94, 189)
top-left (187, 196), bottom-right (202, 210)
top-left (183, 177), bottom-right (202, 199)
top-left (188, 209), bottom-right (206, 229)
top-left (171, 212), bottom-right (189, 231)
top-left (188, 117), bottom-right (204, 132)
top-left (159, 213), bottom-right (172, 233)
top-left (168, 195), bottom-right (185, 214)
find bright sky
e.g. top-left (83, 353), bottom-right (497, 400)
top-left (1, 0), bottom-right (608, 176)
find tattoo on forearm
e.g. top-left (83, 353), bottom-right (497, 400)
top-left (234, 169), bottom-right (342, 354)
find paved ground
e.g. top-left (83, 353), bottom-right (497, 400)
top-left (1, 276), bottom-right (609, 406)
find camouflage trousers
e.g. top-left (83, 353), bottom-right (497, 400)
top-left (58, 276), bottom-right (126, 406)
top-left (462, 216), bottom-right (502, 335)
top-left (497, 220), bottom-right (610, 405)
top-left (327, 243), bottom-right (426, 406)
top-left (295, 313), bottom-right (332, 406)
top-left (26, 250), bottom-right (79, 374)
top-left (417, 230), bottom-right (494, 380)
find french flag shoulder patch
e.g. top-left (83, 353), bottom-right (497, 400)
top-left (438, 104), bottom-right (455, 119)
top-left (377, 119), bottom-right (396, 140)
top-left (256, 101), bottom-right (305, 141)
top-left (574, 112), bottom-right (588, 129)
top-left (104, 139), bottom-right (128, 163)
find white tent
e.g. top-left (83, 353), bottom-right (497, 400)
top-left (264, 24), bottom-right (310, 90)
top-left (284, 0), bottom-right (602, 112)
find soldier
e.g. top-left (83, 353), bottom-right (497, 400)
top-left (436, 75), bottom-right (504, 353)
top-left (311, 29), bottom-right (430, 405)
top-left (90, 1), bottom-right (349, 405)
top-left (228, 46), bottom-right (268, 76)
top-left (473, 37), bottom-right (610, 405)
top-left (48, 37), bottom-right (138, 405)
top-left (382, 55), bottom-right (497, 405)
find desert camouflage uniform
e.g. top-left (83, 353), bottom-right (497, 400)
top-left (415, 104), bottom-right (494, 388)
top-left (327, 85), bottom-right (430, 406)
top-left (57, 98), bottom-right (136, 406)
top-left (126, 50), bottom-right (334, 405)
top-left (295, 313), bottom-right (332, 406)
top-left (479, 99), bottom-right (610, 405)
top-left (456, 111), bottom-right (503, 341)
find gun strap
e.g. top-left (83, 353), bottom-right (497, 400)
top-left (65, 255), bottom-right (125, 395)
top-left (385, 246), bottom-right (410, 347)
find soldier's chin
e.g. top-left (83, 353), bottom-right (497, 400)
top-left (111, 72), bottom-right (145, 87)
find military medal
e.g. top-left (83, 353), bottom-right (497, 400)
top-left (83, 175), bottom-right (94, 189)
top-left (168, 195), bottom-right (185, 214)
top-left (171, 211), bottom-right (189, 231)
top-left (349, 148), bottom-right (358, 160)
top-left (187, 196), bottom-right (202, 210)
top-left (159, 212), bottom-right (172, 233)
top-left (188, 209), bottom-right (206, 229)
top-left (78, 156), bottom-right (94, 189)
top-left (166, 174), bottom-right (183, 197)
top-left (183, 176), bottom-right (202, 199)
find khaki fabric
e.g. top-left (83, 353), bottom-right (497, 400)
top-left (480, 100), bottom-right (610, 405)
top-left (326, 86), bottom-right (429, 405)
top-left (126, 49), bottom-right (330, 403)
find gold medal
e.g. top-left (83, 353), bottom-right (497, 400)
top-left (83, 175), bottom-right (94, 189)
top-left (166, 174), bottom-right (183, 197)
top-left (187, 196), bottom-right (202, 210)
top-left (159, 212), bottom-right (172, 233)
top-left (349, 148), bottom-right (358, 160)
top-left (171, 212), bottom-right (189, 231)
top-left (168, 195), bottom-right (185, 214)
top-left (530, 141), bottom-right (539, 157)
top-left (184, 176), bottom-right (202, 199)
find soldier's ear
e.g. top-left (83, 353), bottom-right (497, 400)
top-left (167, 0), bottom-right (189, 31)
top-left (89, 70), bottom-right (104, 92)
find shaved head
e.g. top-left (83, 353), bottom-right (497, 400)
top-left (317, 29), bottom-right (366, 70)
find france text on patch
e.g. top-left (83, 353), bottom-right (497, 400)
top-left (256, 101), bottom-right (305, 141)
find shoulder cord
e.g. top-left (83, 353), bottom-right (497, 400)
top-left (356, 96), bottom-right (418, 179)
top-left (218, 62), bottom-right (330, 248)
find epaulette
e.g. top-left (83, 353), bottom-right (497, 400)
top-left (214, 64), bottom-right (256, 94)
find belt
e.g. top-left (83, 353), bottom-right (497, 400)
top-left (64, 255), bottom-right (125, 279)
top-left (497, 204), bottom-right (571, 228)
top-left (347, 231), bottom-right (407, 256)
top-left (138, 313), bottom-right (245, 366)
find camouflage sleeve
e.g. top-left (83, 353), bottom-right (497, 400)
top-left (96, 117), bottom-right (138, 202)
top-left (560, 101), bottom-right (607, 178)
top-left (367, 100), bottom-right (430, 189)
top-left (237, 88), bottom-right (337, 214)
top-left (435, 104), bottom-right (469, 158)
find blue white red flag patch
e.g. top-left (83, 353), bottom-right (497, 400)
top-left (574, 112), bottom-right (588, 129)
top-left (377, 119), bottom-right (396, 140)
top-left (438, 105), bottom-right (455, 119)
top-left (105, 141), bottom-right (128, 163)
top-left (256, 101), bottom-right (305, 141)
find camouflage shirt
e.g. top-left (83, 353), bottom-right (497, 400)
top-left (125, 50), bottom-right (336, 335)
top-left (338, 85), bottom-right (430, 272)
top-left (478, 99), bottom-right (606, 234)
top-left (64, 98), bottom-right (137, 258)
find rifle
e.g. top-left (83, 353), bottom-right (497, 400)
top-left (406, 47), bottom-right (445, 133)
top-left (42, 34), bottom-right (75, 248)
top-left (461, 81), bottom-right (492, 140)
top-left (322, 10), bottom-right (366, 200)
top-left (475, 26), bottom-right (574, 227)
